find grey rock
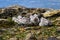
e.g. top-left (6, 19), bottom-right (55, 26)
top-left (47, 37), bottom-right (59, 40)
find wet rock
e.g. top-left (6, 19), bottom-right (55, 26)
top-left (25, 33), bottom-right (37, 40)
top-left (47, 37), bottom-right (59, 40)
top-left (39, 17), bottom-right (52, 26)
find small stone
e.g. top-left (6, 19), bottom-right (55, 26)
top-left (57, 36), bottom-right (60, 40)
top-left (25, 33), bottom-right (37, 40)
top-left (47, 37), bottom-right (59, 40)
top-left (9, 37), bottom-right (17, 40)
top-left (36, 30), bottom-right (41, 35)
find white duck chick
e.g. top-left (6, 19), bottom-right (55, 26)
top-left (17, 15), bottom-right (22, 19)
top-left (30, 14), bottom-right (39, 25)
top-left (17, 15), bottom-right (23, 24)
top-left (12, 17), bottom-right (19, 23)
top-left (39, 17), bottom-right (52, 26)
top-left (17, 15), bottom-right (30, 25)
top-left (12, 15), bottom-right (30, 25)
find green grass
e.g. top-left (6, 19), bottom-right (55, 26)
top-left (0, 17), bottom-right (60, 40)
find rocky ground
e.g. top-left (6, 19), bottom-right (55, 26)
top-left (0, 5), bottom-right (60, 40)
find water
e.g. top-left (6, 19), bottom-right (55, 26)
top-left (0, 0), bottom-right (60, 9)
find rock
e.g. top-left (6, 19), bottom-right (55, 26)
top-left (39, 17), bottom-right (52, 26)
top-left (47, 37), bottom-right (59, 40)
top-left (0, 8), bottom-right (18, 18)
top-left (9, 37), bottom-right (17, 40)
top-left (21, 12), bottom-right (27, 17)
top-left (42, 10), bottom-right (60, 17)
top-left (56, 17), bottom-right (60, 21)
top-left (56, 21), bottom-right (60, 26)
top-left (0, 29), bottom-right (6, 33)
top-left (56, 27), bottom-right (60, 33)
top-left (37, 37), bottom-right (44, 40)
top-left (0, 19), bottom-right (8, 21)
top-left (55, 17), bottom-right (60, 26)
top-left (36, 30), bottom-right (41, 35)
top-left (24, 27), bottom-right (33, 30)
top-left (57, 36), bottom-right (60, 40)
top-left (25, 33), bottom-right (37, 40)
top-left (0, 9), bottom-right (4, 13)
